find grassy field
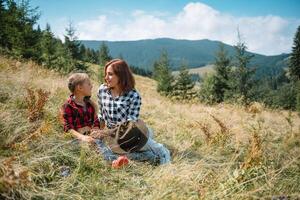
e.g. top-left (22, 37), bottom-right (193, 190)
top-left (0, 56), bottom-right (300, 200)
top-left (172, 65), bottom-right (215, 77)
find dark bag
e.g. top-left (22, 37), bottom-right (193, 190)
top-left (106, 119), bottom-right (149, 154)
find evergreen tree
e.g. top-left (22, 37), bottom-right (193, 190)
top-left (130, 65), bottom-right (152, 77)
top-left (213, 44), bottom-right (231, 102)
top-left (52, 41), bottom-right (73, 73)
top-left (62, 22), bottom-right (88, 73)
top-left (152, 60), bottom-right (160, 81)
top-left (18, 0), bottom-right (41, 59)
top-left (0, 0), bottom-right (40, 58)
top-left (226, 33), bottom-right (255, 104)
top-left (154, 51), bottom-right (174, 95)
top-left (172, 62), bottom-right (195, 100)
top-left (199, 44), bottom-right (231, 104)
top-left (99, 42), bottom-right (112, 66)
top-left (40, 23), bottom-right (57, 68)
top-left (289, 26), bottom-right (300, 112)
top-left (99, 42), bottom-right (112, 82)
top-left (0, 0), bottom-right (7, 50)
top-left (85, 48), bottom-right (93, 63)
top-left (78, 44), bottom-right (87, 62)
top-left (289, 26), bottom-right (300, 81)
top-left (93, 49), bottom-right (99, 64)
top-left (199, 73), bottom-right (219, 104)
top-left (64, 21), bottom-right (81, 60)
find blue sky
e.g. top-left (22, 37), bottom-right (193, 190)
top-left (31, 0), bottom-right (300, 55)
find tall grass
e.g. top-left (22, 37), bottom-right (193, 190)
top-left (0, 56), bottom-right (299, 199)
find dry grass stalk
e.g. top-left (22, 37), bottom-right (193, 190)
top-left (11, 122), bottom-right (53, 151)
top-left (196, 121), bottom-right (212, 144)
top-left (0, 157), bottom-right (31, 194)
top-left (241, 131), bottom-right (262, 169)
top-left (25, 88), bottom-right (50, 122)
top-left (210, 114), bottom-right (229, 135)
top-left (247, 102), bottom-right (263, 114)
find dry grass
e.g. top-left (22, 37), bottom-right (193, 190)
top-left (25, 88), bottom-right (50, 122)
top-left (1, 56), bottom-right (300, 199)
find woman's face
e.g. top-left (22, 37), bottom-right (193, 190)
top-left (105, 65), bottom-right (119, 89)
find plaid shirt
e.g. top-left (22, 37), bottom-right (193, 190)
top-left (62, 95), bottom-right (100, 132)
top-left (97, 84), bottom-right (142, 129)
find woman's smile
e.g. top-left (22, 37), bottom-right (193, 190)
top-left (105, 65), bottom-right (119, 88)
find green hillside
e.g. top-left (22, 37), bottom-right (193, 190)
top-left (80, 38), bottom-right (289, 78)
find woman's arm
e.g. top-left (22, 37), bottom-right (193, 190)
top-left (127, 91), bottom-right (142, 121)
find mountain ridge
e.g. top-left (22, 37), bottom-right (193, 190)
top-left (80, 38), bottom-right (289, 78)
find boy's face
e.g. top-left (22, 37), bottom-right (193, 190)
top-left (105, 65), bottom-right (119, 89)
top-left (76, 79), bottom-right (92, 96)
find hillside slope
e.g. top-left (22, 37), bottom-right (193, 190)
top-left (81, 38), bottom-right (289, 78)
top-left (0, 56), bottom-right (299, 199)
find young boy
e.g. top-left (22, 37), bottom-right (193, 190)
top-left (61, 73), bottom-right (128, 168)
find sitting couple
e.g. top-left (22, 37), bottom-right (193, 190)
top-left (61, 59), bottom-right (171, 168)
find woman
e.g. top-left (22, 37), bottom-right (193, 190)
top-left (95, 59), bottom-right (171, 165)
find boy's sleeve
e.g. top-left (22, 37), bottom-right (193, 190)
top-left (63, 105), bottom-right (75, 132)
top-left (93, 111), bottom-right (100, 128)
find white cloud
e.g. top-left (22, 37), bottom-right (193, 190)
top-left (53, 2), bottom-right (299, 55)
top-left (77, 16), bottom-right (109, 40)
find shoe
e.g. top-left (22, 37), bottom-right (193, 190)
top-left (112, 155), bottom-right (129, 169)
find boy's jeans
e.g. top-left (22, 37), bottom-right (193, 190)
top-left (94, 127), bottom-right (171, 165)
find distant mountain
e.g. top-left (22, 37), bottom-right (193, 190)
top-left (80, 38), bottom-right (289, 78)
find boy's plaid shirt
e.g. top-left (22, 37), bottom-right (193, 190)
top-left (97, 84), bottom-right (141, 129)
top-left (62, 95), bottom-right (100, 132)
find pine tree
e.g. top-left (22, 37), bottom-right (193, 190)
top-left (289, 26), bottom-right (300, 112)
top-left (199, 44), bottom-right (231, 104)
top-left (99, 42), bottom-right (112, 82)
top-left (40, 23), bottom-right (57, 68)
top-left (154, 51), bottom-right (174, 95)
top-left (93, 49), bottom-right (100, 64)
top-left (0, 0), bottom-right (7, 50)
top-left (213, 44), bottom-right (231, 102)
top-left (79, 44), bottom-right (87, 62)
top-left (64, 21), bottom-right (81, 60)
top-left (18, 0), bottom-right (41, 59)
top-left (172, 62), bottom-right (195, 100)
top-left (62, 22), bottom-right (88, 73)
top-left (99, 42), bottom-right (112, 66)
top-left (227, 33), bottom-right (255, 104)
top-left (199, 73), bottom-right (219, 104)
top-left (0, 0), bottom-right (40, 58)
top-left (289, 26), bottom-right (300, 81)
top-left (152, 60), bottom-right (160, 81)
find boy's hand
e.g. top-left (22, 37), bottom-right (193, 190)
top-left (79, 135), bottom-right (95, 143)
top-left (90, 129), bottom-right (106, 139)
top-left (90, 128), bottom-right (117, 139)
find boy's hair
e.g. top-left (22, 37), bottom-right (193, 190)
top-left (68, 73), bottom-right (89, 93)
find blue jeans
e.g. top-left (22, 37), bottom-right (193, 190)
top-left (95, 127), bottom-right (171, 165)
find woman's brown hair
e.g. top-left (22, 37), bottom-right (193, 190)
top-left (104, 59), bottom-right (135, 93)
